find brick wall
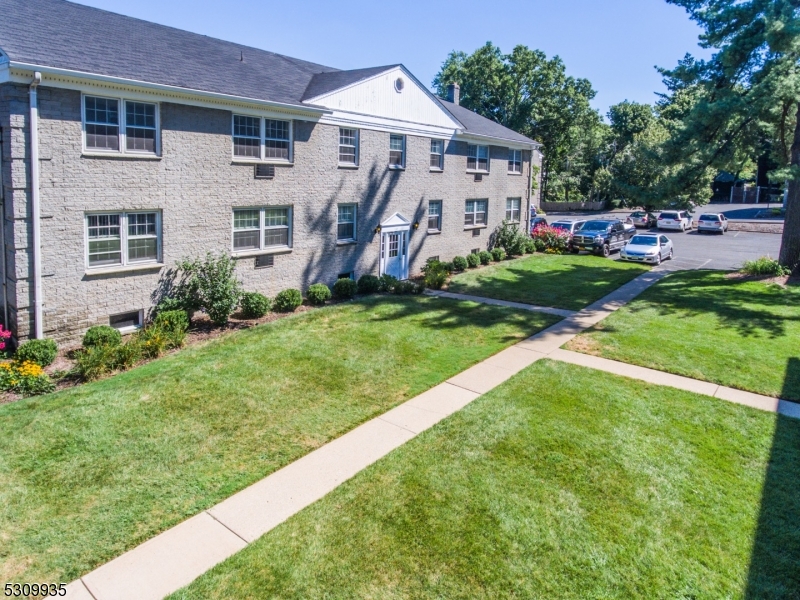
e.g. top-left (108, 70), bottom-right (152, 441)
top-left (0, 84), bottom-right (539, 342)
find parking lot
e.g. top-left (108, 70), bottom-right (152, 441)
top-left (546, 209), bottom-right (782, 271)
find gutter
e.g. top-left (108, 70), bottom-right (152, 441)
top-left (9, 62), bottom-right (330, 118)
top-left (29, 71), bottom-right (42, 339)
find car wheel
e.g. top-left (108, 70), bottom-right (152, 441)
top-left (668, 249), bottom-right (674, 260)
top-left (601, 244), bottom-right (610, 258)
top-left (655, 253), bottom-right (662, 265)
top-left (681, 224), bottom-right (685, 233)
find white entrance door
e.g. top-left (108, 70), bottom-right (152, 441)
top-left (382, 230), bottom-right (408, 280)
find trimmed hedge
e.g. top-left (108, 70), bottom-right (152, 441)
top-left (466, 253), bottom-right (480, 268)
top-left (83, 325), bottom-right (122, 349)
top-left (452, 256), bottom-right (468, 271)
top-left (357, 275), bottom-right (382, 295)
top-left (478, 251), bottom-right (492, 265)
top-left (333, 278), bottom-right (358, 299)
top-left (307, 283), bottom-right (332, 306)
top-left (16, 338), bottom-right (58, 367)
top-left (274, 289), bottom-right (303, 312)
top-left (491, 247), bottom-right (506, 261)
top-left (240, 292), bottom-right (271, 318)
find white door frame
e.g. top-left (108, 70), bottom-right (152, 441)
top-left (379, 212), bottom-right (411, 280)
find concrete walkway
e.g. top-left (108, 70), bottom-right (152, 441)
top-left (424, 289), bottom-right (576, 318)
top-left (65, 267), bottom-right (798, 599)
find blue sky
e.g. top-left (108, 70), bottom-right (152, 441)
top-left (76, 0), bottom-right (710, 118)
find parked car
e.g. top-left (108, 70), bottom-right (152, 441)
top-left (550, 220), bottom-right (586, 239)
top-left (626, 211), bottom-right (657, 228)
top-left (697, 213), bottom-right (729, 234)
top-left (530, 216), bottom-right (548, 233)
top-left (620, 233), bottom-right (674, 265)
top-left (657, 210), bottom-right (693, 232)
top-left (571, 219), bottom-right (635, 258)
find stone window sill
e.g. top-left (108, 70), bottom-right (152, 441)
top-left (427, 229), bottom-right (441, 235)
top-left (388, 166), bottom-right (405, 171)
top-left (231, 159), bottom-right (293, 166)
top-left (507, 172), bottom-right (523, 176)
top-left (336, 239), bottom-right (357, 246)
top-left (232, 247), bottom-right (292, 258)
top-left (82, 152), bottom-right (162, 161)
top-left (430, 168), bottom-right (443, 173)
top-left (463, 225), bottom-right (487, 231)
top-left (84, 262), bottom-right (164, 276)
top-left (466, 170), bottom-right (490, 175)
top-left (338, 163), bottom-right (359, 169)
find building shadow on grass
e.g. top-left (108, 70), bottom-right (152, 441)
top-left (745, 357), bottom-right (800, 598)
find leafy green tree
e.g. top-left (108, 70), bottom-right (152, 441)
top-left (660, 0), bottom-right (800, 270)
top-left (433, 43), bottom-right (602, 203)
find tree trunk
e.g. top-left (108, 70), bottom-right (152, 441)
top-left (779, 103), bottom-right (800, 272)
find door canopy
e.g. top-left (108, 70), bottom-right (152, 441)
top-left (381, 212), bottom-right (411, 233)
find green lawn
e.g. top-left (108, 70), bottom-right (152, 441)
top-left (0, 296), bottom-right (557, 582)
top-left (446, 254), bottom-right (649, 311)
top-left (171, 360), bottom-right (800, 599)
top-left (566, 270), bottom-right (800, 401)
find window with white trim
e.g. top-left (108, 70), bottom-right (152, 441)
top-left (430, 139), bottom-right (444, 170)
top-left (389, 134), bottom-right (405, 167)
top-left (232, 115), bottom-right (292, 162)
top-left (232, 206), bottom-right (292, 252)
top-left (467, 144), bottom-right (489, 172)
top-left (464, 199), bottom-right (488, 227)
top-left (508, 149), bottom-right (522, 173)
top-left (84, 96), bottom-right (159, 155)
top-left (339, 128), bottom-right (359, 165)
top-left (86, 211), bottom-right (160, 268)
top-left (506, 198), bottom-right (521, 222)
top-left (337, 204), bottom-right (357, 241)
top-left (428, 200), bottom-right (442, 231)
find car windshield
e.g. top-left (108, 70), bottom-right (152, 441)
top-left (630, 236), bottom-right (658, 246)
top-left (661, 212), bottom-right (678, 219)
top-left (551, 223), bottom-right (570, 231)
top-left (630, 212), bottom-right (645, 217)
top-left (580, 221), bottom-right (611, 231)
top-left (699, 214), bottom-right (719, 221)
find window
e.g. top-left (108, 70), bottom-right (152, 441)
top-left (505, 198), bottom-right (521, 222)
top-left (465, 200), bottom-right (488, 227)
top-left (467, 144), bottom-right (489, 172)
top-left (337, 204), bottom-right (357, 241)
top-left (339, 128), bottom-right (359, 165)
top-left (508, 149), bottom-right (522, 173)
top-left (126, 102), bottom-right (157, 152)
top-left (110, 310), bottom-right (142, 332)
top-left (84, 96), bottom-right (160, 155)
top-left (86, 212), bottom-right (160, 268)
top-left (389, 134), bottom-right (405, 167)
top-left (232, 207), bottom-right (292, 252)
top-left (232, 115), bottom-right (292, 162)
top-left (430, 139), bottom-right (444, 170)
top-left (428, 200), bottom-right (442, 231)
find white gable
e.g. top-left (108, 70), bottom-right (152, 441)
top-left (380, 212), bottom-right (411, 228)
top-left (305, 67), bottom-right (460, 129)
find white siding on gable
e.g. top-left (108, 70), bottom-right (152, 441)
top-left (308, 68), bottom-right (460, 129)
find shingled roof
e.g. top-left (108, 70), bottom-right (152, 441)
top-left (0, 0), bottom-right (538, 144)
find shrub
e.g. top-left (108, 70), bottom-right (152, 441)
top-left (379, 274), bottom-right (398, 293)
top-left (176, 253), bottom-right (242, 326)
top-left (333, 278), bottom-right (358, 300)
top-left (83, 325), bottom-right (122, 350)
top-left (0, 360), bottom-right (55, 396)
top-left (452, 255), bottom-right (468, 271)
top-left (523, 240), bottom-right (537, 254)
top-left (441, 262), bottom-right (454, 274)
top-left (307, 283), bottom-right (332, 306)
top-left (491, 247), bottom-right (506, 261)
top-left (153, 310), bottom-right (190, 348)
top-left (240, 291), bottom-right (271, 318)
top-left (16, 338), bottom-right (58, 367)
top-left (478, 251), bottom-right (492, 265)
top-left (154, 296), bottom-right (194, 319)
top-left (74, 345), bottom-right (118, 381)
top-left (274, 289), bottom-right (303, 312)
top-left (466, 253), bottom-right (480, 268)
top-left (114, 339), bottom-right (143, 370)
top-left (136, 325), bottom-right (169, 359)
top-left (531, 225), bottom-right (571, 254)
top-left (0, 324), bottom-right (11, 355)
top-left (493, 221), bottom-right (527, 257)
top-left (393, 280), bottom-right (417, 295)
top-left (742, 256), bottom-right (791, 277)
top-left (422, 259), bottom-right (449, 290)
top-left (357, 275), bottom-right (382, 295)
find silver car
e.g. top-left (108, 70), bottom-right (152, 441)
top-left (697, 213), bottom-right (729, 234)
top-left (550, 220), bottom-right (586, 236)
top-left (620, 233), bottom-right (674, 265)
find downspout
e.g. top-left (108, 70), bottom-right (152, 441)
top-left (526, 145), bottom-right (535, 231)
top-left (29, 72), bottom-right (42, 339)
top-left (0, 129), bottom-right (7, 329)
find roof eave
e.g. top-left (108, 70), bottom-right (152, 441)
top-left (456, 130), bottom-right (541, 149)
top-left (7, 61), bottom-right (332, 116)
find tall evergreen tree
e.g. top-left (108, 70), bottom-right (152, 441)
top-left (662, 0), bottom-right (800, 270)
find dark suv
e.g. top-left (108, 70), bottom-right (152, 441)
top-left (571, 219), bottom-right (635, 257)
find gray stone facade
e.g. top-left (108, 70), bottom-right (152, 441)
top-left (0, 84), bottom-right (538, 343)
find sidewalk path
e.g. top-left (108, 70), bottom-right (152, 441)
top-left (424, 289), bottom-right (576, 318)
top-left (64, 266), bottom-right (798, 599)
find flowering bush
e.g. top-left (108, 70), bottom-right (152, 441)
top-left (0, 360), bottom-right (55, 397)
top-left (531, 225), bottom-right (571, 253)
top-left (0, 324), bottom-right (11, 354)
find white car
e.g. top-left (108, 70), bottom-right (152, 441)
top-left (620, 233), bottom-right (674, 265)
top-left (550, 220), bottom-right (586, 237)
top-left (697, 213), bottom-right (729, 234)
top-left (657, 210), bottom-right (693, 232)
